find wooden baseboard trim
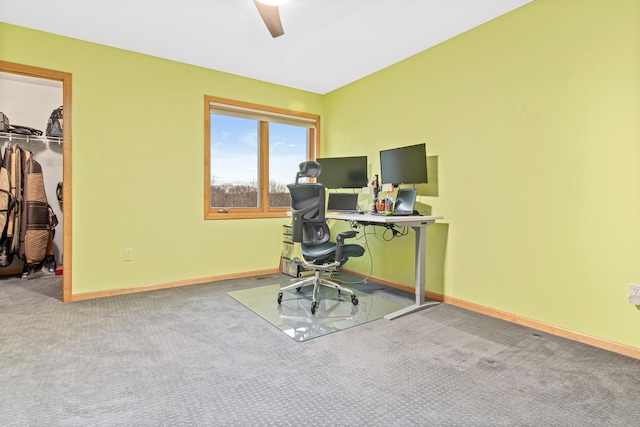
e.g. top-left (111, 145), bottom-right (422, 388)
top-left (446, 296), bottom-right (640, 360)
top-left (344, 270), bottom-right (640, 360)
top-left (69, 268), bottom-right (281, 302)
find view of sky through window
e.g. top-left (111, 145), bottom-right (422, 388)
top-left (210, 114), bottom-right (307, 187)
top-left (269, 122), bottom-right (307, 186)
top-left (210, 114), bottom-right (258, 186)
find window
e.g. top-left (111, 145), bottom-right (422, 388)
top-left (204, 96), bottom-right (319, 219)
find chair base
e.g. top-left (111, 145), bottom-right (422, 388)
top-left (278, 270), bottom-right (359, 315)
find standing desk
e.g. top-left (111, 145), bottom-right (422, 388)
top-left (329, 213), bottom-right (444, 320)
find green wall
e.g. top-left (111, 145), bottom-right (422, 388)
top-left (323, 0), bottom-right (640, 348)
top-left (0, 23), bottom-right (324, 294)
top-left (1, 0), bottom-right (639, 350)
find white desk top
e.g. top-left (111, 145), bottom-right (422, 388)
top-left (328, 212), bottom-right (443, 227)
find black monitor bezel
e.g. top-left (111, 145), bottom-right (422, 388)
top-left (315, 155), bottom-right (368, 189)
top-left (379, 143), bottom-right (428, 186)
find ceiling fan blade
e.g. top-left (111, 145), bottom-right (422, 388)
top-left (253, 0), bottom-right (285, 38)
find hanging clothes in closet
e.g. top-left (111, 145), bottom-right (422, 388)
top-left (0, 144), bottom-right (57, 278)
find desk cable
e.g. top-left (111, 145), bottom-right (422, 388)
top-left (382, 224), bottom-right (410, 241)
top-left (325, 219), bottom-right (409, 285)
top-left (325, 220), bottom-right (374, 286)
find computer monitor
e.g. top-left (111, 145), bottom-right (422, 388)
top-left (379, 143), bottom-right (428, 186)
top-left (316, 156), bottom-right (368, 189)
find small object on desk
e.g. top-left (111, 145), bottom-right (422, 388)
top-left (384, 197), bottom-right (392, 213)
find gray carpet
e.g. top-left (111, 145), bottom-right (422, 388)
top-left (1, 273), bottom-right (639, 426)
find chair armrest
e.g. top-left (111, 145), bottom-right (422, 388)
top-left (336, 230), bottom-right (358, 243)
top-left (335, 231), bottom-right (358, 262)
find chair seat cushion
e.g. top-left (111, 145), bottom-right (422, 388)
top-left (302, 241), bottom-right (364, 264)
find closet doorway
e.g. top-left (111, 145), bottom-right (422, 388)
top-left (0, 61), bottom-right (72, 302)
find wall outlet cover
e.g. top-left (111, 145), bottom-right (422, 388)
top-left (628, 284), bottom-right (640, 305)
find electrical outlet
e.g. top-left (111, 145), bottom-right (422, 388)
top-left (124, 248), bottom-right (133, 261)
top-left (629, 284), bottom-right (640, 305)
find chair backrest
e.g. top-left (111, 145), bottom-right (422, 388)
top-left (288, 183), bottom-right (330, 246)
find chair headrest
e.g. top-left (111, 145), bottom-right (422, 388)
top-left (296, 161), bottom-right (321, 183)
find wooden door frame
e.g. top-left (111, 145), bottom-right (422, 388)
top-left (0, 61), bottom-right (73, 302)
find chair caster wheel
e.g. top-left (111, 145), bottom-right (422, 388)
top-left (277, 292), bottom-right (283, 304)
top-left (311, 301), bottom-right (318, 314)
top-left (351, 295), bottom-right (358, 305)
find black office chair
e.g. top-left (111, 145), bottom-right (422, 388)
top-left (277, 161), bottom-right (364, 315)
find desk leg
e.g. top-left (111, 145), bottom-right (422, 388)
top-left (384, 225), bottom-right (440, 320)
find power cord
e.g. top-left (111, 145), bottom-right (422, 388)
top-left (326, 220), bottom-right (374, 285)
top-left (326, 218), bottom-right (408, 284)
top-left (382, 224), bottom-right (409, 241)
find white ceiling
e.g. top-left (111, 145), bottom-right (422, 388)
top-left (1, 0), bottom-right (532, 94)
